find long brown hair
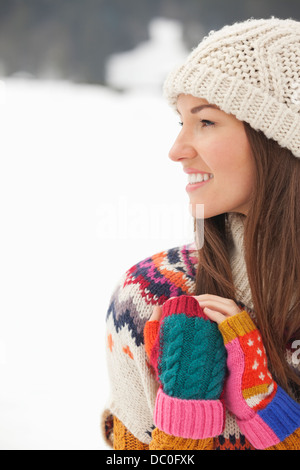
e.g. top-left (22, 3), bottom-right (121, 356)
top-left (192, 122), bottom-right (300, 398)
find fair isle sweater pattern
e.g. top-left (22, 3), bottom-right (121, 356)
top-left (105, 244), bottom-right (200, 444)
top-left (104, 213), bottom-right (300, 449)
top-left (106, 245), bottom-right (197, 349)
top-left (104, 242), bottom-right (257, 447)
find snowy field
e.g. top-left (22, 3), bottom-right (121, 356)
top-left (0, 18), bottom-right (197, 449)
top-left (0, 78), bottom-right (196, 450)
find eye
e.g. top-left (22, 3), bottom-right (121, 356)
top-left (201, 120), bottom-right (215, 127)
top-left (178, 121), bottom-right (183, 127)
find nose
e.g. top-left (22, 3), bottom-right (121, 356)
top-left (168, 129), bottom-right (197, 163)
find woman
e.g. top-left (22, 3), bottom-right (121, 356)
top-left (102, 17), bottom-right (300, 450)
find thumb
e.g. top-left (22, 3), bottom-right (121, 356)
top-left (149, 297), bottom-right (177, 321)
top-left (149, 305), bottom-right (163, 322)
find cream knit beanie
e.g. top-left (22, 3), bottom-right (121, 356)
top-left (164, 17), bottom-right (300, 158)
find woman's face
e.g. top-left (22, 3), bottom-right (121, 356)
top-left (169, 94), bottom-right (255, 218)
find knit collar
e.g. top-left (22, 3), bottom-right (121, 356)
top-left (190, 212), bottom-right (254, 310)
top-left (226, 212), bottom-right (246, 255)
top-left (226, 212), bottom-right (254, 310)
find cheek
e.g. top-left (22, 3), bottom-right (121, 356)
top-left (203, 139), bottom-right (235, 171)
top-left (207, 133), bottom-right (253, 177)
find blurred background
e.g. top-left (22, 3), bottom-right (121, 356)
top-left (0, 0), bottom-right (299, 450)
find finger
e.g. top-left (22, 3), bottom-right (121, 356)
top-left (196, 299), bottom-right (241, 317)
top-left (202, 307), bottom-right (227, 325)
top-left (149, 305), bottom-right (163, 322)
top-left (195, 294), bottom-right (234, 305)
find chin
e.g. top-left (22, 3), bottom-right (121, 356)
top-left (189, 203), bottom-right (223, 219)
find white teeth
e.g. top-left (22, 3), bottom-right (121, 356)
top-left (188, 173), bottom-right (213, 184)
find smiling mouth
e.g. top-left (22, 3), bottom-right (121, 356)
top-left (187, 173), bottom-right (214, 184)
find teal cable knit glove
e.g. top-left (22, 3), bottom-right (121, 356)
top-left (144, 295), bottom-right (227, 439)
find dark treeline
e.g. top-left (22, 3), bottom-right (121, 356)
top-left (0, 0), bottom-right (299, 84)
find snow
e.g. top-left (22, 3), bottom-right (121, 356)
top-left (0, 18), bottom-right (196, 449)
top-left (0, 80), bottom-right (196, 450)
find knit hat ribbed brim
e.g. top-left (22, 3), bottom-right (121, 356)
top-left (163, 17), bottom-right (300, 158)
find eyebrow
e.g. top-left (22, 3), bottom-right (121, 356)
top-left (190, 104), bottom-right (219, 114)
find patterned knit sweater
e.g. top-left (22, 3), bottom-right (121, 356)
top-left (102, 213), bottom-right (300, 450)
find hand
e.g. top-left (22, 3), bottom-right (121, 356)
top-left (148, 294), bottom-right (241, 324)
top-left (195, 294), bottom-right (242, 324)
top-left (216, 308), bottom-right (300, 449)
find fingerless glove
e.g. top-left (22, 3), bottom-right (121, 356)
top-left (219, 310), bottom-right (300, 449)
top-left (144, 295), bottom-right (227, 439)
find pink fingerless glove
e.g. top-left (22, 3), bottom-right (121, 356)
top-left (219, 310), bottom-right (300, 449)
